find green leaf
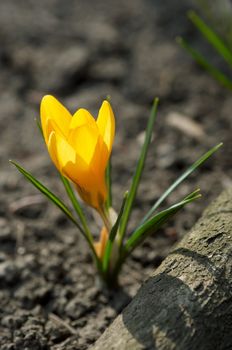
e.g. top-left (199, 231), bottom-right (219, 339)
top-left (184, 188), bottom-right (201, 200)
top-left (177, 37), bottom-right (232, 91)
top-left (103, 191), bottom-right (128, 272)
top-left (106, 158), bottom-right (112, 209)
top-left (35, 118), bottom-right (43, 138)
top-left (140, 142), bottom-right (222, 225)
top-left (188, 10), bottom-right (232, 69)
top-left (60, 175), bottom-right (93, 243)
top-left (118, 98), bottom-right (159, 247)
top-left (10, 160), bottom-right (84, 234)
top-left (123, 190), bottom-right (201, 256)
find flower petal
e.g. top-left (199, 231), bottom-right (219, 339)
top-left (45, 118), bottom-right (64, 145)
top-left (90, 134), bottom-right (108, 177)
top-left (70, 108), bottom-right (97, 130)
top-left (47, 131), bottom-right (60, 171)
top-left (54, 132), bottom-right (91, 187)
top-left (40, 95), bottom-right (72, 143)
top-left (68, 125), bottom-right (99, 165)
top-left (97, 100), bottom-right (115, 153)
top-left (55, 133), bottom-right (78, 171)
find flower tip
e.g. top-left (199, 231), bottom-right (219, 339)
top-left (153, 97), bottom-right (159, 105)
top-left (102, 99), bottom-right (111, 108)
top-left (41, 94), bottom-right (56, 106)
top-left (106, 94), bottom-right (111, 103)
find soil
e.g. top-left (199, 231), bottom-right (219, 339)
top-left (0, 0), bottom-right (231, 349)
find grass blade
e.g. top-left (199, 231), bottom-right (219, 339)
top-left (60, 175), bottom-right (93, 243)
top-left (103, 191), bottom-right (128, 272)
top-left (35, 118), bottom-right (43, 137)
top-left (177, 37), bottom-right (232, 90)
top-left (140, 142), bottom-right (222, 225)
top-left (188, 10), bottom-right (232, 69)
top-left (124, 190), bottom-right (201, 255)
top-left (10, 160), bottom-right (84, 234)
top-left (118, 98), bottom-right (159, 246)
top-left (184, 188), bottom-right (201, 200)
top-left (106, 158), bottom-right (112, 209)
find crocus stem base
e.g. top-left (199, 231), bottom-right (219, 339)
top-left (97, 205), bottom-right (112, 232)
top-left (96, 271), bottom-right (120, 290)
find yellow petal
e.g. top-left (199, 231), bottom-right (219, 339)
top-left (55, 132), bottom-right (79, 172)
top-left (45, 118), bottom-right (64, 144)
top-left (40, 95), bottom-right (72, 143)
top-left (47, 131), bottom-right (60, 171)
top-left (90, 134), bottom-right (108, 177)
top-left (68, 125), bottom-right (99, 165)
top-left (97, 100), bottom-right (115, 153)
top-left (54, 132), bottom-right (91, 186)
top-left (70, 108), bottom-right (97, 130)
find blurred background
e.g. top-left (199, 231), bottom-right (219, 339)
top-left (0, 1), bottom-right (232, 349)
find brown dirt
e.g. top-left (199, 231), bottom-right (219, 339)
top-left (0, 0), bottom-right (231, 349)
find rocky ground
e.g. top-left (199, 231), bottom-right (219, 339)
top-left (0, 0), bottom-right (232, 349)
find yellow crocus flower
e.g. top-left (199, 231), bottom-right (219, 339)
top-left (40, 95), bottom-right (115, 210)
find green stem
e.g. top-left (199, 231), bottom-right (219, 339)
top-left (60, 175), bottom-right (93, 243)
top-left (97, 205), bottom-right (112, 232)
